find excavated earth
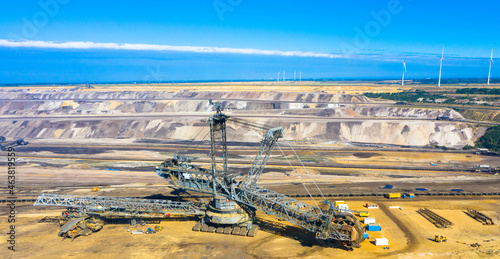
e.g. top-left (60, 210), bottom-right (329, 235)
top-left (0, 87), bottom-right (482, 148)
top-left (1, 84), bottom-right (499, 259)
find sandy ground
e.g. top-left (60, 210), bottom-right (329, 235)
top-left (0, 198), bottom-right (498, 259)
top-left (1, 157), bottom-right (498, 258)
top-left (0, 157), bottom-right (498, 258)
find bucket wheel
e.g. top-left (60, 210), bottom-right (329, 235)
top-left (333, 216), bottom-right (364, 248)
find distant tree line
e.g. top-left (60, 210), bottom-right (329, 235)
top-left (363, 90), bottom-right (456, 104)
top-left (456, 88), bottom-right (500, 95)
top-left (475, 125), bottom-right (500, 152)
top-left (365, 89), bottom-right (499, 105)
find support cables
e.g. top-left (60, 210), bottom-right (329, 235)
top-left (285, 141), bottom-right (326, 201)
top-left (191, 129), bottom-right (210, 152)
top-left (276, 143), bottom-right (319, 208)
top-left (175, 122), bottom-right (208, 152)
top-left (189, 123), bottom-right (208, 143)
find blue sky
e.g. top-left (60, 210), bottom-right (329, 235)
top-left (0, 0), bottom-right (498, 83)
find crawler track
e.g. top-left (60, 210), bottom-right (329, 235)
top-left (194, 223), bottom-right (259, 237)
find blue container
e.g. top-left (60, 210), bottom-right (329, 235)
top-left (366, 224), bottom-right (381, 231)
top-left (363, 232), bottom-right (369, 239)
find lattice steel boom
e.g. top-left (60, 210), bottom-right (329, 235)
top-left (34, 193), bottom-right (205, 218)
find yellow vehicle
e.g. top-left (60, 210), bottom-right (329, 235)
top-left (359, 211), bottom-right (369, 217)
top-left (434, 235), bottom-right (447, 243)
top-left (92, 186), bottom-right (100, 192)
top-left (154, 226), bottom-right (164, 232)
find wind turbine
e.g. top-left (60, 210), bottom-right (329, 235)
top-left (438, 46), bottom-right (444, 87)
top-left (277, 72), bottom-right (280, 81)
top-left (488, 49), bottom-right (494, 85)
top-left (294, 71), bottom-right (296, 81)
top-left (283, 70), bottom-right (285, 81)
top-left (401, 57), bottom-right (407, 86)
top-left (300, 71), bottom-right (302, 81)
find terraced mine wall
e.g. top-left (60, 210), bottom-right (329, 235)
top-left (0, 118), bottom-right (476, 147)
top-left (0, 89), bottom-right (483, 148)
top-left (456, 108), bottom-right (500, 123)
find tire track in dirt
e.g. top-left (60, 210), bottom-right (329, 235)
top-left (243, 234), bottom-right (323, 259)
top-left (379, 203), bottom-right (418, 256)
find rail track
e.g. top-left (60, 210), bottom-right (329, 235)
top-left (7, 154), bottom-right (493, 174)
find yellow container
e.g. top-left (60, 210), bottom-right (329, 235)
top-left (387, 193), bottom-right (401, 199)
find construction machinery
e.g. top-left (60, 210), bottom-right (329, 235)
top-left (155, 105), bottom-right (365, 248)
top-left (0, 136), bottom-right (28, 151)
top-left (154, 225), bottom-right (164, 232)
top-left (34, 194), bottom-right (206, 238)
top-left (434, 235), bottom-right (447, 243)
top-left (58, 208), bottom-right (103, 240)
top-left (359, 211), bottom-right (369, 217)
top-left (34, 102), bottom-right (364, 248)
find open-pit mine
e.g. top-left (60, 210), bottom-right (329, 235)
top-left (1, 82), bottom-right (499, 259)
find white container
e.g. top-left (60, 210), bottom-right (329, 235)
top-left (364, 217), bottom-right (376, 224)
top-left (375, 238), bottom-right (389, 246)
top-left (338, 204), bottom-right (349, 210)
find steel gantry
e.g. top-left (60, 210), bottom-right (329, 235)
top-left (156, 106), bottom-right (364, 247)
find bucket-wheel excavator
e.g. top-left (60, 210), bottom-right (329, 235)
top-left (155, 104), bottom-right (364, 248)
top-left (35, 103), bottom-right (364, 248)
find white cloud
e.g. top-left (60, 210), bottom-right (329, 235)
top-left (0, 39), bottom-right (342, 59)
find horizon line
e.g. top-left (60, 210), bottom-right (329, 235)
top-left (1, 77), bottom-right (497, 86)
